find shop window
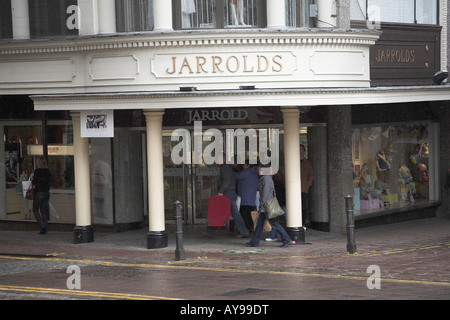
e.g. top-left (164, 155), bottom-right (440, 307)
top-left (28, 0), bottom-right (79, 38)
top-left (115, 0), bottom-right (154, 32)
top-left (285, 0), bottom-right (313, 28)
top-left (352, 123), bottom-right (436, 214)
top-left (0, 1), bottom-right (13, 39)
top-left (350, 0), bottom-right (438, 25)
top-left (2, 121), bottom-right (76, 224)
top-left (174, 0), bottom-right (265, 29)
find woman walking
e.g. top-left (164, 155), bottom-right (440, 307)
top-left (32, 157), bottom-right (51, 234)
top-left (246, 164), bottom-right (295, 248)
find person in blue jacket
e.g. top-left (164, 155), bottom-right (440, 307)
top-left (235, 161), bottom-right (259, 231)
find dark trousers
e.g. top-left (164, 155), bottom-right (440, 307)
top-left (240, 205), bottom-right (255, 230)
top-left (302, 192), bottom-right (309, 225)
top-left (33, 192), bottom-right (50, 230)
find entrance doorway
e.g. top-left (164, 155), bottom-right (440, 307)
top-left (163, 128), bottom-right (221, 225)
top-left (161, 125), bottom-right (285, 225)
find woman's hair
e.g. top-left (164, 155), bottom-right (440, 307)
top-left (37, 157), bottom-right (48, 169)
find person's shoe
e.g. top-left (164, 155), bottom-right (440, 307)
top-left (200, 231), bottom-right (213, 238)
top-left (235, 233), bottom-right (249, 238)
top-left (246, 242), bottom-right (256, 247)
top-left (39, 228), bottom-right (47, 235)
top-left (265, 238), bottom-right (278, 242)
top-left (280, 241), bottom-right (295, 248)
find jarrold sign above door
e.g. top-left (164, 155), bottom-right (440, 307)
top-left (151, 52), bottom-right (296, 78)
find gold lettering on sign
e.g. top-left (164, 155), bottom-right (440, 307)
top-left (165, 54), bottom-right (285, 75)
top-left (375, 49), bottom-right (416, 64)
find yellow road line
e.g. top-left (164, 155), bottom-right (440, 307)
top-left (1, 254), bottom-right (449, 288)
top-left (0, 285), bottom-right (183, 300)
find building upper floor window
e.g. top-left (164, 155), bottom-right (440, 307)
top-left (29, 0), bottom-right (78, 38)
top-left (0, 1), bottom-right (13, 39)
top-left (174, 0), bottom-right (266, 29)
top-left (351, 0), bottom-right (439, 25)
top-left (115, 0), bottom-right (154, 32)
top-left (285, 0), bottom-right (313, 28)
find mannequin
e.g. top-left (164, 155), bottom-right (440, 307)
top-left (230, 0), bottom-right (246, 26)
top-left (360, 163), bottom-right (372, 188)
top-left (375, 149), bottom-right (390, 182)
top-left (398, 163), bottom-right (413, 201)
top-left (182, 0), bottom-right (196, 28)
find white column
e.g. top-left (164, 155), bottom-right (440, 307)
top-left (153, 0), bottom-right (173, 31)
top-left (144, 109), bottom-right (168, 249)
top-left (11, 0), bottom-right (30, 39)
top-left (266, 0), bottom-right (286, 28)
top-left (77, 0), bottom-right (99, 36)
top-left (281, 107), bottom-right (305, 243)
top-left (317, 0), bottom-right (337, 28)
top-left (98, 0), bottom-right (116, 34)
top-left (71, 111), bottom-right (94, 243)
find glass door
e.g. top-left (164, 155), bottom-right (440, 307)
top-left (163, 128), bottom-right (221, 225)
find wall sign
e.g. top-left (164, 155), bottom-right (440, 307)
top-left (151, 51), bottom-right (296, 78)
top-left (81, 110), bottom-right (114, 138)
top-left (367, 23), bottom-right (441, 86)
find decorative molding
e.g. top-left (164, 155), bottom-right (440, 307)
top-left (0, 30), bottom-right (380, 56)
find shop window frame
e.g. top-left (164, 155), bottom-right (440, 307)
top-left (173, 0), bottom-right (267, 30)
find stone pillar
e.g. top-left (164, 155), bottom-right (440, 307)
top-left (317, 0), bottom-right (337, 28)
top-left (98, 0), bottom-right (116, 34)
top-left (266, 0), bottom-right (286, 28)
top-left (143, 109), bottom-right (168, 249)
top-left (153, 0), bottom-right (173, 31)
top-left (281, 107), bottom-right (305, 244)
top-left (327, 106), bottom-right (353, 234)
top-left (309, 126), bottom-right (329, 231)
top-left (11, 0), bottom-right (30, 40)
top-left (71, 111), bottom-right (94, 243)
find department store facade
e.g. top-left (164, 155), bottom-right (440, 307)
top-left (1, 0), bottom-right (450, 248)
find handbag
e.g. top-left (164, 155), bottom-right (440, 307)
top-left (264, 188), bottom-right (284, 219)
top-left (24, 180), bottom-right (35, 201)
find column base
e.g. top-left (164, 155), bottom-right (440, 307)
top-left (286, 227), bottom-right (306, 244)
top-left (147, 231), bottom-right (168, 249)
top-left (73, 226), bottom-right (94, 244)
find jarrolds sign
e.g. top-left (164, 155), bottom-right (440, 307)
top-left (369, 24), bottom-right (441, 86)
top-left (151, 52), bottom-right (296, 78)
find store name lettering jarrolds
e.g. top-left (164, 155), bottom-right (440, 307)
top-left (166, 54), bottom-right (283, 75)
top-left (151, 52), bottom-right (296, 78)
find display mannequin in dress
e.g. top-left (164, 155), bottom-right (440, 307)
top-left (230, 0), bottom-right (246, 25)
top-left (182, 0), bottom-right (196, 28)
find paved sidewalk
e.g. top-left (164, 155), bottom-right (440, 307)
top-left (0, 217), bottom-right (449, 262)
top-left (0, 217), bottom-right (449, 301)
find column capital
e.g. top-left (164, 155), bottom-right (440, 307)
top-left (70, 110), bottom-right (81, 120)
top-left (143, 109), bottom-right (165, 120)
top-left (280, 106), bottom-right (300, 117)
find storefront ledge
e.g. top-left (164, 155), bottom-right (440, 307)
top-left (0, 220), bottom-right (115, 233)
top-left (355, 200), bottom-right (441, 228)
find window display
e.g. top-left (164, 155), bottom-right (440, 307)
top-left (353, 123), bottom-right (431, 213)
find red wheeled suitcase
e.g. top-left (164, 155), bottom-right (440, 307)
top-left (207, 195), bottom-right (231, 229)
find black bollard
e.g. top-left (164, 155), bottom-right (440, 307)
top-left (174, 201), bottom-right (186, 261)
top-left (345, 195), bottom-right (357, 254)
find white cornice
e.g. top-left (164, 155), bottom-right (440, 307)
top-left (31, 85), bottom-right (450, 111)
top-left (0, 29), bottom-right (379, 55)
